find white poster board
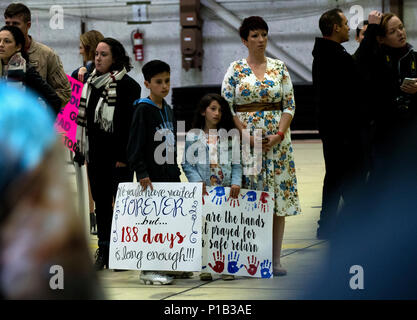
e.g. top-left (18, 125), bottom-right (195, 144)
top-left (109, 182), bottom-right (202, 271)
top-left (202, 186), bottom-right (274, 278)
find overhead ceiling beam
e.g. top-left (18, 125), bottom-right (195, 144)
top-left (200, 0), bottom-right (312, 81)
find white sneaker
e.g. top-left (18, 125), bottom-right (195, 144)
top-left (140, 271), bottom-right (174, 285)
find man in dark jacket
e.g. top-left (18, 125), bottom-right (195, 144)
top-left (312, 8), bottom-right (365, 239)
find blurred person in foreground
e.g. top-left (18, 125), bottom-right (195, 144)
top-left (0, 83), bottom-right (102, 299)
top-left (301, 111), bottom-right (417, 300)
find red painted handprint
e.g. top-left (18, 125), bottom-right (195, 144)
top-left (259, 192), bottom-right (269, 213)
top-left (244, 255), bottom-right (260, 276)
top-left (208, 251), bottom-right (225, 273)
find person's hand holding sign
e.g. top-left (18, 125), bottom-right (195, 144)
top-left (139, 177), bottom-right (153, 191)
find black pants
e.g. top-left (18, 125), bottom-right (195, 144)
top-left (87, 161), bottom-right (133, 247)
top-left (318, 135), bottom-right (366, 234)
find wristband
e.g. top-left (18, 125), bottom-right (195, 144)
top-left (277, 131), bottom-right (285, 141)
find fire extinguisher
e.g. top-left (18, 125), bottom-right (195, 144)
top-left (131, 29), bottom-right (144, 62)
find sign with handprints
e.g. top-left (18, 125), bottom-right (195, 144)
top-left (109, 182), bottom-right (202, 271)
top-left (202, 187), bottom-right (274, 278)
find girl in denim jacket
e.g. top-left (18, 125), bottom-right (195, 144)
top-left (182, 93), bottom-right (242, 281)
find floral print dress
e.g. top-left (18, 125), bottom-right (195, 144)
top-left (221, 57), bottom-right (301, 217)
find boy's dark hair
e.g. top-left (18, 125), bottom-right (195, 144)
top-left (319, 8), bottom-right (343, 37)
top-left (4, 3), bottom-right (31, 22)
top-left (239, 16), bottom-right (269, 41)
top-left (99, 37), bottom-right (132, 72)
top-left (142, 60), bottom-right (170, 82)
top-left (0, 25), bottom-right (29, 61)
top-left (356, 20), bottom-right (369, 37)
top-left (192, 93), bottom-right (236, 132)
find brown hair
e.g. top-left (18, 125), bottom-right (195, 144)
top-left (80, 30), bottom-right (104, 62)
top-left (4, 3), bottom-right (31, 23)
top-left (377, 13), bottom-right (397, 37)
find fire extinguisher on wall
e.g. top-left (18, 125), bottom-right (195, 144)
top-left (131, 29), bottom-right (144, 62)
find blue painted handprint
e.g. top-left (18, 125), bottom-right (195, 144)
top-left (242, 191), bottom-right (257, 211)
top-left (260, 259), bottom-right (272, 278)
top-left (227, 251), bottom-right (244, 274)
top-left (209, 186), bottom-right (227, 205)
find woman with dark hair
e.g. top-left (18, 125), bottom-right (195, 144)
top-left (182, 93), bottom-right (242, 281)
top-left (72, 30), bottom-right (104, 83)
top-left (221, 16), bottom-right (301, 276)
top-left (75, 37), bottom-right (141, 270)
top-left (356, 11), bottom-right (417, 182)
top-left (0, 25), bottom-right (61, 114)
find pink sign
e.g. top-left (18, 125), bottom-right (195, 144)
top-left (54, 75), bottom-right (83, 153)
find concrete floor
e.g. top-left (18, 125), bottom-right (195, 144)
top-left (77, 139), bottom-right (330, 300)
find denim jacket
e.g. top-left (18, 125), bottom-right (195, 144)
top-left (182, 129), bottom-right (242, 187)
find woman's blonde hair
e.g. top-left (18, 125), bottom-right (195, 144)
top-left (80, 30), bottom-right (104, 62)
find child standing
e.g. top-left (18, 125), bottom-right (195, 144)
top-left (127, 60), bottom-right (184, 285)
top-left (182, 93), bottom-right (243, 281)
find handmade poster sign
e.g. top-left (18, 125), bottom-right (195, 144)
top-left (54, 75), bottom-right (83, 153)
top-left (109, 182), bottom-right (202, 271)
top-left (202, 186), bottom-right (274, 278)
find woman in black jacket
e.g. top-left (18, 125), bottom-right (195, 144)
top-left (356, 11), bottom-right (417, 180)
top-left (76, 38), bottom-right (141, 270)
top-left (0, 25), bottom-right (61, 115)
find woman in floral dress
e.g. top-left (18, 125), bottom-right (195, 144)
top-left (221, 16), bottom-right (301, 276)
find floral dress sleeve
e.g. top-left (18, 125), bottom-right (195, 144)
top-left (280, 62), bottom-right (296, 117)
top-left (221, 61), bottom-right (239, 116)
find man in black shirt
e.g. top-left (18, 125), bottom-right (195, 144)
top-left (312, 9), bottom-right (364, 239)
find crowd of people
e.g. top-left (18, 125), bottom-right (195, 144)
top-left (0, 1), bottom-right (416, 298)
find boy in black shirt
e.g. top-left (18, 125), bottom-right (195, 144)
top-left (127, 60), bottom-right (181, 285)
